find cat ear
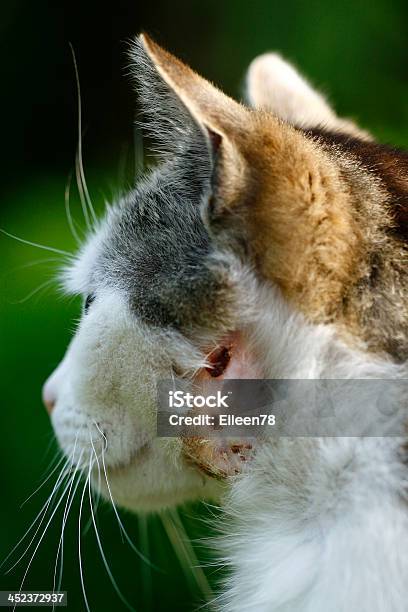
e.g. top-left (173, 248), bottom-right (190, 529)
top-left (246, 52), bottom-right (371, 139)
top-left (130, 34), bottom-right (251, 220)
top-left (132, 33), bottom-right (248, 152)
top-left (246, 52), bottom-right (339, 128)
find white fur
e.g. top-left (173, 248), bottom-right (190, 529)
top-left (246, 52), bottom-right (371, 139)
top-left (45, 51), bottom-right (408, 611)
top-left (52, 241), bottom-right (408, 610)
top-left (212, 56), bottom-right (407, 611)
top-left (220, 438), bottom-right (408, 612)
top-left (246, 53), bottom-right (337, 129)
top-left (49, 286), bottom-right (221, 511)
top-left (217, 286), bottom-right (408, 611)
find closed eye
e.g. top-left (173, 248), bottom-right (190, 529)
top-left (84, 294), bottom-right (95, 314)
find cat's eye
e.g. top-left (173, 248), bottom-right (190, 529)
top-left (84, 294), bottom-right (95, 314)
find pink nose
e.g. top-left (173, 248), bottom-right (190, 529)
top-left (42, 380), bottom-right (56, 415)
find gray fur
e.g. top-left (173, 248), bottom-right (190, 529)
top-left (97, 159), bottom-right (229, 329)
top-left (87, 41), bottom-right (231, 330)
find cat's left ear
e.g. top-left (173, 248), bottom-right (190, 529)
top-left (132, 34), bottom-right (251, 218)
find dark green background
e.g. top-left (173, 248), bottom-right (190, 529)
top-left (1, 1), bottom-right (407, 610)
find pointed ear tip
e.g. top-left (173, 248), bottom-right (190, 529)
top-left (138, 32), bottom-right (163, 57)
top-left (130, 33), bottom-right (159, 66)
top-left (138, 32), bottom-right (150, 47)
top-left (247, 53), bottom-right (299, 88)
top-left (248, 52), bottom-right (285, 73)
top-left (134, 32), bottom-right (149, 54)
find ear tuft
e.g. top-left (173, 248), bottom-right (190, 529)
top-left (129, 34), bottom-right (204, 157)
top-left (130, 34), bottom-right (248, 151)
top-left (129, 35), bottom-right (252, 223)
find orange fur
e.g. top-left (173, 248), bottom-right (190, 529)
top-left (140, 34), bottom-right (408, 360)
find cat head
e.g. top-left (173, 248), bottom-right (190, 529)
top-left (43, 35), bottom-right (376, 511)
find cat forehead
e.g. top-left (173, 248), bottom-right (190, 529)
top-left (62, 160), bottom-right (230, 329)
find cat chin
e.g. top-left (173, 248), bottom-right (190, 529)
top-left (92, 440), bottom-right (224, 512)
top-left (52, 406), bottom-right (222, 511)
top-left (96, 472), bottom-right (223, 513)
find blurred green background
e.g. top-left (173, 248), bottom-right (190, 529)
top-left (0, 0), bottom-right (407, 610)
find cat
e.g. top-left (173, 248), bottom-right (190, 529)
top-left (42, 34), bottom-right (408, 611)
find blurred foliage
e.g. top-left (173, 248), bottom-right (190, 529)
top-left (0, 0), bottom-right (407, 610)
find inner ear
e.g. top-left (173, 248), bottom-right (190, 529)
top-left (207, 127), bottom-right (222, 154)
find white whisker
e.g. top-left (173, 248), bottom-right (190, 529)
top-left (50, 438), bottom-right (82, 598)
top-left (13, 279), bottom-right (55, 305)
top-left (12, 466), bottom-right (79, 599)
top-left (75, 152), bottom-right (91, 231)
top-left (53, 466), bottom-right (83, 599)
top-left (41, 435), bottom-right (61, 467)
top-left (20, 453), bottom-right (66, 508)
top-left (0, 229), bottom-right (71, 257)
top-left (69, 44), bottom-right (98, 229)
top-left (78, 457), bottom-right (92, 612)
top-left (8, 257), bottom-right (64, 274)
top-left (92, 422), bottom-right (155, 568)
top-left (7, 440), bottom-right (77, 590)
top-left (93, 421), bottom-right (107, 449)
top-left (87, 429), bottom-right (102, 521)
top-left (64, 171), bottom-right (82, 245)
top-left (88, 434), bottom-right (135, 611)
top-left (82, 430), bottom-right (102, 535)
top-left (2, 460), bottom-right (70, 571)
